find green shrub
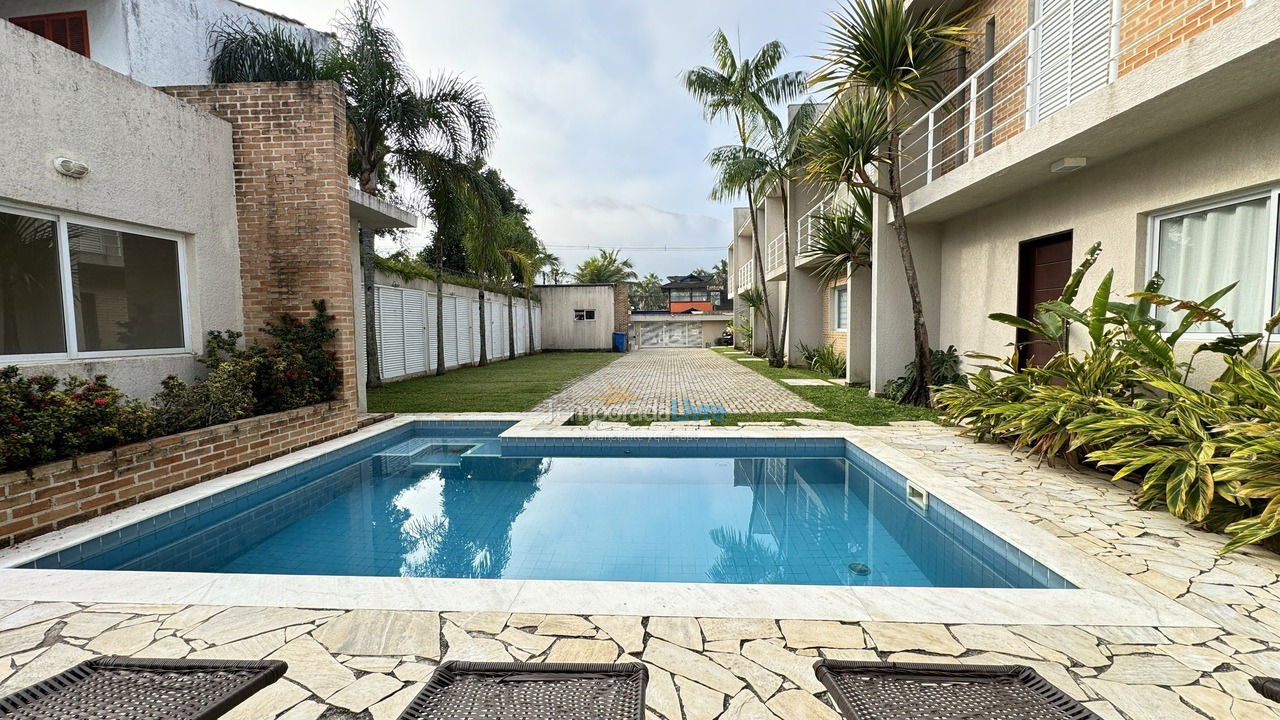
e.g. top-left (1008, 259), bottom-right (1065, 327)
top-left (882, 346), bottom-right (968, 404)
top-left (935, 241), bottom-right (1280, 553)
top-left (203, 300), bottom-right (342, 414)
top-left (800, 342), bottom-right (848, 378)
top-left (0, 301), bottom-right (342, 472)
top-left (152, 361), bottom-right (255, 436)
top-left (0, 370), bottom-right (153, 472)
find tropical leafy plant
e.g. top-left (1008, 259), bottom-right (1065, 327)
top-left (935, 243), bottom-right (1280, 554)
top-left (883, 346), bottom-right (968, 404)
top-left (800, 342), bottom-right (848, 378)
top-left (805, 189), bottom-right (874, 284)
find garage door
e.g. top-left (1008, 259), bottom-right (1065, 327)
top-left (639, 322), bottom-right (702, 347)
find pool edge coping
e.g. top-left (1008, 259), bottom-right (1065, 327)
top-left (0, 413), bottom-right (1214, 628)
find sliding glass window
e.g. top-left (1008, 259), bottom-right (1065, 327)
top-left (0, 204), bottom-right (188, 361)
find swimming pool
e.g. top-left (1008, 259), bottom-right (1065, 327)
top-left (20, 422), bottom-right (1071, 590)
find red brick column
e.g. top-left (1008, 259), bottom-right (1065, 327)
top-left (613, 283), bottom-right (631, 333)
top-left (161, 82), bottom-right (357, 409)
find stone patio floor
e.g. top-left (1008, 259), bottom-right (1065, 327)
top-left (5, 425), bottom-right (1280, 718)
top-left (532, 348), bottom-right (820, 416)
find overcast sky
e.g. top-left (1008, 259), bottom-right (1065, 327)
top-left (251, 0), bottom-right (832, 278)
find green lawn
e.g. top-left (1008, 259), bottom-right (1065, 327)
top-left (706, 346), bottom-right (938, 425)
top-left (368, 352), bottom-right (618, 413)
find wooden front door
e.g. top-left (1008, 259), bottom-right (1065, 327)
top-left (1017, 232), bottom-right (1073, 367)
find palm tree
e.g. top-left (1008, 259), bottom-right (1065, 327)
top-left (538, 251), bottom-right (564, 284)
top-left (710, 259), bottom-right (729, 290)
top-left (807, 188), bottom-right (874, 285)
top-left (684, 32), bottom-right (806, 368)
top-left (631, 273), bottom-right (665, 311)
top-left (462, 200), bottom-right (506, 368)
top-left (707, 103), bottom-right (818, 366)
top-left (573, 249), bottom-right (637, 284)
top-left (208, 0), bottom-right (496, 388)
top-left (811, 0), bottom-right (973, 404)
top-left (496, 214), bottom-right (536, 358)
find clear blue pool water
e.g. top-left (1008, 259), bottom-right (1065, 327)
top-left (24, 422), bottom-right (1071, 589)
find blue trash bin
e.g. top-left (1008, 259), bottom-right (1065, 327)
top-left (612, 331), bottom-right (628, 353)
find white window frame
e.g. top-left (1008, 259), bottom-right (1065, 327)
top-left (1146, 186), bottom-right (1280, 341)
top-left (574, 309), bottom-right (596, 322)
top-left (0, 200), bottom-right (192, 363)
top-left (833, 285), bottom-right (849, 331)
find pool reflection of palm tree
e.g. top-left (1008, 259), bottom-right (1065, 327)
top-left (399, 456), bottom-right (546, 578)
top-left (707, 527), bottom-right (785, 584)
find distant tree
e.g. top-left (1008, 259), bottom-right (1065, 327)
top-left (573, 249), bottom-right (637, 284)
top-left (631, 273), bottom-right (665, 311)
top-left (710, 259), bottom-right (729, 289)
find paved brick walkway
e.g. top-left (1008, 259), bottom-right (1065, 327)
top-left (533, 348), bottom-right (820, 416)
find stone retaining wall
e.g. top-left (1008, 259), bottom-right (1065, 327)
top-left (0, 402), bottom-right (359, 549)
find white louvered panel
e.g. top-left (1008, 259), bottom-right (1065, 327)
top-left (1069, 0), bottom-right (1113, 101)
top-left (1034, 0), bottom-right (1112, 122)
top-left (425, 293), bottom-right (438, 372)
top-left (402, 288), bottom-right (427, 375)
top-left (443, 295), bottom-right (460, 368)
top-left (375, 286), bottom-right (407, 379)
top-left (515, 309), bottom-right (528, 355)
top-left (492, 300), bottom-right (507, 358)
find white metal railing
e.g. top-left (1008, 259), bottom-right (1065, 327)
top-left (766, 230), bottom-right (786, 273)
top-left (901, 0), bottom-right (1226, 193)
top-left (799, 191), bottom-right (836, 257)
top-left (737, 258), bottom-right (755, 293)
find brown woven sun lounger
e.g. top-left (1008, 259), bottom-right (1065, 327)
top-left (396, 661), bottom-right (648, 720)
top-left (0, 656), bottom-right (288, 720)
top-left (1251, 676), bottom-right (1280, 702)
top-left (814, 660), bottom-right (1099, 720)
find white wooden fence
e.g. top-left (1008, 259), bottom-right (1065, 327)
top-left (374, 284), bottom-right (542, 381)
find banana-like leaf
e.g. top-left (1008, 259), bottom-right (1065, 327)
top-left (1195, 334), bottom-right (1262, 359)
top-left (1089, 270), bottom-right (1113, 347)
top-left (1037, 300), bottom-right (1089, 326)
top-left (1059, 241), bottom-right (1101, 304)
top-left (988, 313), bottom-right (1042, 333)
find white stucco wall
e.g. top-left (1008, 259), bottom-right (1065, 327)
top-left (0, 20), bottom-right (240, 399)
top-left (869, 191), bottom-right (942, 394)
top-left (537, 285), bottom-right (616, 350)
top-left (0, 0), bottom-right (331, 86)
top-left (932, 94), bottom-right (1280, 388)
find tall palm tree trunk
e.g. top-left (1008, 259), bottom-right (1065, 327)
top-left (434, 257), bottom-right (447, 376)
top-left (746, 185), bottom-right (776, 360)
top-left (776, 184), bottom-right (793, 368)
top-left (525, 291), bottom-right (536, 355)
top-left (360, 227), bottom-right (382, 388)
top-left (506, 288), bottom-right (515, 358)
top-left (477, 285), bottom-right (488, 366)
top-left (887, 130), bottom-right (933, 404)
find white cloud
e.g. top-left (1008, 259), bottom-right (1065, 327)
top-left (252, 0), bottom-right (830, 277)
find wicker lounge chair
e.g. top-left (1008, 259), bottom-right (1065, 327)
top-left (0, 656), bottom-right (288, 720)
top-left (1251, 676), bottom-right (1280, 702)
top-left (396, 661), bottom-right (648, 720)
top-left (814, 660), bottom-right (1100, 720)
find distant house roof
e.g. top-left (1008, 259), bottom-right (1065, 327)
top-left (661, 274), bottom-right (713, 290)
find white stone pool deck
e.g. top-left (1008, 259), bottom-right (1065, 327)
top-left (2, 417), bottom-right (1280, 718)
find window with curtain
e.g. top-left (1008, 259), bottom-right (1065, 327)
top-left (1154, 193), bottom-right (1276, 334)
top-left (834, 286), bottom-right (849, 330)
top-left (0, 204), bottom-right (187, 359)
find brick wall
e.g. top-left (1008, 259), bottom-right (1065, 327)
top-left (613, 284), bottom-right (631, 333)
top-left (1117, 0), bottom-right (1243, 73)
top-left (0, 402), bottom-right (360, 549)
top-left (161, 81), bottom-right (358, 409)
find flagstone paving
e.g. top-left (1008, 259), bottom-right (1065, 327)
top-left (8, 424), bottom-right (1280, 718)
top-left (533, 348), bottom-right (819, 416)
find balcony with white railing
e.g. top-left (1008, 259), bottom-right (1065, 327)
top-left (899, 0), bottom-right (1243, 200)
top-left (797, 191), bottom-right (836, 267)
top-left (765, 230), bottom-right (787, 280)
top-left (736, 258), bottom-right (755, 294)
